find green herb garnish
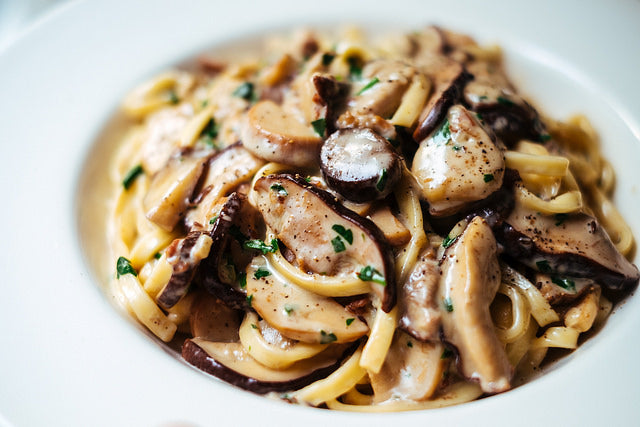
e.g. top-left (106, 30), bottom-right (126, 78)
top-left (357, 265), bottom-right (386, 286)
top-left (441, 348), bottom-right (454, 359)
top-left (284, 304), bottom-right (295, 315)
top-left (376, 168), bottom-right (388, 192)
top-left (356, 77), bottom-right (380, 95)
top-left (320, 330), bottom-right (338, 344)
top-left (347, 57), bottom-right (362, 80)
top-left (555, 213), bottom-right (569, 226)
top-left (497, 96), bottom-right (514, 106)
top-left (552, 277), bottom-right (576, 292)
top-left (246, 294), bottom-right (254, 306)
top-left (232, 82), bottom-right (255, 101)
top-left (432, 118), bottom-right (451, 145)
top-left (536, 260), bottom-right (551, 273)
top-left (238, 272), bottom-right (247, 289)
top-left (168, 91), bottom-right (179, 104)
top-left (116, 256), bottom-right (137, 279)
top-left (346, 318), bottom-right (355, 326)
top-left (442, 235), bottom-right (455, 248)
top-left (253, 267), bottom-right (271, 280)
top-left (443, 297), bottom-right (454, 312)
top-left (311, 118), bottom-right (326, 137)
top-left (483, 173), bottom-right (495, 183)
top-left (331, 224), bottom-right (353, 244)
top-left (153, 252), bottom-right (162, 260)
top-left (407, 341), bottom-right (413, 348)
top-left (122, 164), bottom-right (143, 190)
top-left (251, 323), bottom-right (258, 329)
top-left (539, 133), bottom-right (552, 142)
top-left (270, 183), bottom-right (288, 197)
top-left (331, 236), bottom-right (346, 253)
top-left (322, 53), bottom-right (335, 66)
top-left (244, 238), bottom-right (279, 254)
top-left (209, 215), bottom-right (219, 225)
top-left (452, 145), bottom-right (462, 151)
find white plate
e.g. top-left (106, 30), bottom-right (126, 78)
top-left (1, 1), bottom-right (639, 426)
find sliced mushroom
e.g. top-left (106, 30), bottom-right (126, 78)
top-left (245, 256), bottom-right (368, 344)
top-left (412, 60), bottom-right (472, 142)
top-left (309, 73), bottom-right (349, 136)
top-left (412, 104), bottom-right (505, 216)
top-left (140, 104), bottom-right (194, 175)
top-left (320, 128), bottom-right (402, 202)
top-left (241, 100), bottom-right (323, 167)
top-left (439, 216), bottom-right (512, 394)
top-left (464, 60), bottom-right (546, 146)
top-left (252, 173), bottom-right (396, 312)
top-left (198, 192), bottom-right (248, 309)
top-left (495, 199), bottom-right (640, 291)
top-left (367, 205), bottom-right (411, 247)
top-left (398, 247), bottom-right (442, 342)
top-left (185, 142), bottom-right (265, 230)
top-left (144, 150), bottom-right (207, 231)
top-left (348, 60), bottom-right (416, 119)
top-left (182, 338), bottom-right (351, 394)
top-left (369, 331), bottom-right (446, 402)
top-left (156, 230), bottom-right (213, 309)
top-left (190, 291), bottom-right (242, 342)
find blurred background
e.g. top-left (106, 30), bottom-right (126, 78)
top-left (0, 0), bottom-right (70, 50)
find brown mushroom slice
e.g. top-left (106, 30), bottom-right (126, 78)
top-left (412, 104), bottom-right (505, 216)
top-left (241, 100), bottom-right (323, 167)
top-left (440, 216), bottom-right (512, 394)
top-left (245, 256), bottom-right (368, 344)
top-left (185, 142), bottom-right (264, 230)
top-left (398, 247), bottom-right (441, 342)
top-left (320, 128), bottom-right (402, 203)
top-left (412, 60), bottom-right (472, 142)
top-left (189, 291), bottom-right (242, 342)
top-left (369, 331), bottom-right (446, 402)
top-left (156, 230), bottom-right (213, 309)
top-left (464, 60), bottom-right (546, 146)
top-left (182, 338), bottom-right (350, 394)
top-left (495, 200), bottom-right (640, 291)
top-left (348, 60), bottom-right (416, 119)
top-left (198, 192), bottom-right (248, 310)
top-left (367, 205), bottom-right (411, 247)
top-left (140, 105), bottom-right (194, 175)
top-left (144, 151), bottom-right (207, 231)
top-left (253, 173), bottom-right (396, 312)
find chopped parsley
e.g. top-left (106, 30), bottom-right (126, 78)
top-left (483, 173), bottom-right (495, 183)
top-left (554, 213), bottom-right (568, 226)
top-left (116, 256), bottom-right (137, 278)
top-left (346, 318), bottom-right (355, 326)
top-left (407, 341), bottom-right (413, 348)
top-left (253, 267), bottom-right (271, 280)
top-left (441, 348), bottom-right (454, 359)
top-left (168, 90), bottom-right (179, 104)
top-left (497, 96), bottom-right (514, 106)
top-left (202, 118), bottom-right (219, 138)
top-left (331, 236), bottom-right (346, 253)
top-left (284, 304), bottom-right (295, 315)
top-left (246, 294), bottom-right (254, 306)
top-left (331, 224), bottom-right (353, 244)
top-left (376, 168), bottom-right (388, 192)
top-left (442, 235), bottom-right (455, 248)
top-left (122, 164), bottom-right (144, 190)
top-left (153, 252), bottom-right (162, 260)
top-left (270, 183), bottom-right (288, 197)
top-left (238, 272), bottom-right (247, 289)
top-left (552, 277), bottom-right (576, 292)
top-left (251, 323), bottom-right (258, 329)
top-left (347, 56), bottom-right (362, 80)
top-left (443, 297), bottom-right (454, 312)
top-left (356, 77), bottom-right (380, 95)
top-left (232, 82), bottom-right (256, 102)
top-left (536, 260), bottom-right (552, 273)
top-left (452, 145), bottom-right (462, 151)
top-left (357, 265), bottom-right (386, 286)
top-left (539, 133), bottom-right (552, 142)
top-left (321, 53), bottom-right (335, 66)
top-left (244, 238), bottom-right (279, 254)
top-left (478, 95), bottom-right (489, 101)
top-left (209, 215), bottom-right (219, 225)
top-left (304, 176), bottom-right (312, 183)
top-left (432, 118), bottom-right (451, 145)
top-left (320, 330), bottom-right (338, 344)
top-left (311, 118), bottom-right (326, 137)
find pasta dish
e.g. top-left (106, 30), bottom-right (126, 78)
top-left (106, 26), bottom-right (639, 411)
